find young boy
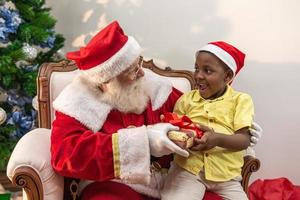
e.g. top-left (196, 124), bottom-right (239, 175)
top-left (161, 41), bottom-right (253, 200)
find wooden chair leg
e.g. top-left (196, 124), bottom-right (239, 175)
top-left (241, 156), bottom-right (261, 195)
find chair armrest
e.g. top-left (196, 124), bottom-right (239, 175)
top-left (241, 155), bottom-right (261, 195)
top-left (6, 128), bottom-right (64, 200)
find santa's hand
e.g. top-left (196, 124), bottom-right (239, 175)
top-left (250, 122), bottom-right (263, 146)
top-left (147, 123), bottom-right (189, 157)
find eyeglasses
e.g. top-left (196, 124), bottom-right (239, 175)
top-left (127, 56), bottom-right (143, 80)
top-left (134, 56), bottom-right (144, 76)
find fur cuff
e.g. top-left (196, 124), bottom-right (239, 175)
top-left (144, 69), bottom-right (173, 110)
top-left (115, 126), bottom-right (151, 184)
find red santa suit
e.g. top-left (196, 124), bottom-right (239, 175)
top-left (51, 71), bottom-right (180, 198)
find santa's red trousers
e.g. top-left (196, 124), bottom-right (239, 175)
top-left (81, 181), bottom-right (223, 200)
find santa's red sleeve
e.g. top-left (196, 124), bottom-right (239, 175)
top-left (51, 111), bottom-right (151, 184)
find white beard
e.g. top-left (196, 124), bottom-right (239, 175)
top-left (100, 77), bottom-right (151, 114)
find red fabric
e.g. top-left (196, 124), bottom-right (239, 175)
top-left (204, 191), bottom-right (223, 200)
top-left (51, 111), bottom-right (115, 180)
top-left (66, 21), bottom-right (128, 70)
top-left (80, 181), bottom-right (223, 200)
top-left (162, 112), bottom-right (204, 138)
top-left (81, 181), bottom-right (144, 200)
top-left (248, 178), bottom-right (300, 200)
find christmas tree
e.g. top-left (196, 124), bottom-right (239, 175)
top-left (0, 0), bottom-right (64, 169)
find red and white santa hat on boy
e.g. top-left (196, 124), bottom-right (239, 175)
top-left (198, 41), bottom-right (245, 75)
top-left (66, 21), bottom-right (141, 83)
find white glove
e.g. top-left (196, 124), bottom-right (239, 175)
top-left (147, 123), bottom-right (189, 157)
top-left (250, 121), bottom-right (263, 146)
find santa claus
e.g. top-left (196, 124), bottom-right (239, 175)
top-left (50, 21), bottom-right (261, 200)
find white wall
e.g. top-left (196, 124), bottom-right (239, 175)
top-left (46, 0), bottom-right (300, 185)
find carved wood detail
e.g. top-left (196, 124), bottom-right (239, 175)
top-left (11, 166), bottom-right (43, 200)
top-left (242, 155), bottom-right (261, 195)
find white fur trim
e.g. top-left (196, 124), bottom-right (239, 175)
top-left (199, 44), bottom-right (237, 74)
top-left (81, 36), bottom-right (141, 84)
top-left (53, 72), bottom-right (173, 132)
top-left (117, 126), bottom-right (151, 184)
top-left (53, 77), bottom-right (112, 132)
top-left (144, 69), bottom-right (173, 110)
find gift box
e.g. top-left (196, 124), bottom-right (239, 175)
top-left (161, 112), bottom-right (203, 149)
top-left (168, 129), bottom-right (196, 149)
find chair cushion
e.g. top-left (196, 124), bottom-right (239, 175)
top-left (7, 128), bottom-right (64, 200)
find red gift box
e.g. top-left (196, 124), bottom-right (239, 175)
top-left (161, 112), bottom-right (204, 149)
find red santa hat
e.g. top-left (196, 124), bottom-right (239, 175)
top-left (66, 21), bottom-right (141, 83)
top-left (198, 41), bottom-right (245, 75)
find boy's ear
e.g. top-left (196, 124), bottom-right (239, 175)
top-left (225, 70), bottom-right (234, 84)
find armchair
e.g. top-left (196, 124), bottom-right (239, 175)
top-left (6, 59), bottom-right (260, 200)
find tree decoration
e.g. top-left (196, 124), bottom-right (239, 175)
top-left (0, 0), bottom-right (65, 169)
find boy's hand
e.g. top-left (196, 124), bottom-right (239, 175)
top-left (191, 124), bottom-right (218, 151)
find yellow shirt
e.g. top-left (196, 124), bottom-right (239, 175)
top-left (173, 86), bottom-right (254, 182)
